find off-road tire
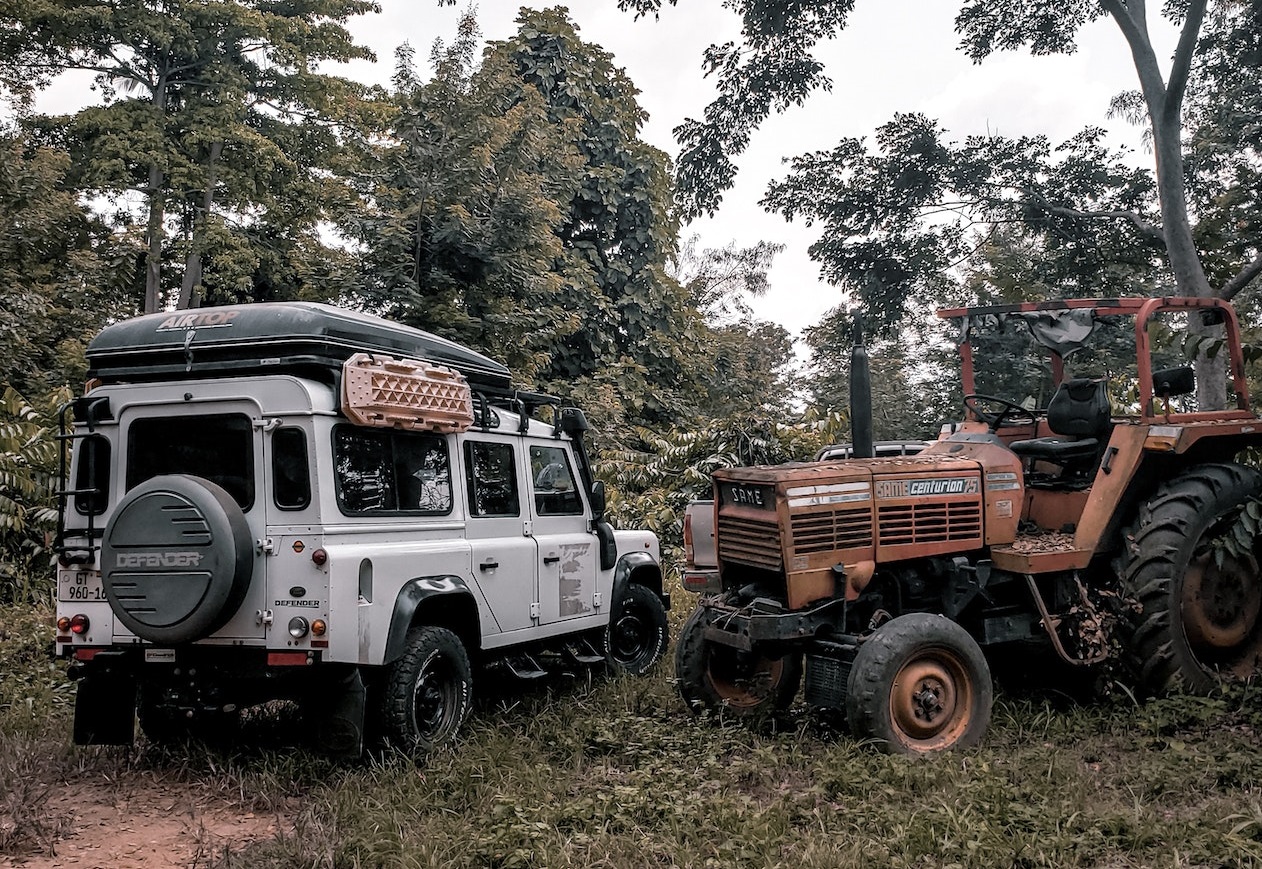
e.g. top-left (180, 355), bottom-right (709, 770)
top-left (675, 606), bottom-right (802, 720)
top-left (1120, 462), bottom-right (1262, 694)
top-left (846, 613), bottom-right (992, 754)
top-left (382, 626), bottom-right (473, 753)
top-left (604, 583), bottom-right (668, 676)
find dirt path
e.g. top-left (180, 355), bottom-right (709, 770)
top-left (1, 776), bottom-right (290, 869)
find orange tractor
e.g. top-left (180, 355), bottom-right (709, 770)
top-left (677, 297), bottom-right (1262, 753)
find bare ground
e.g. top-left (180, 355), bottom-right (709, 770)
top-left (0, 775), bottom-right (291, 869)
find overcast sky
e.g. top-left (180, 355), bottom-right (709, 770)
top-left (33, 2), bottom-right (1177, 353)
top-left (334, 2), bottom-right (1177, 350)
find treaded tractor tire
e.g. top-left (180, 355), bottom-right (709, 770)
top-left (846, 613), bottom-right (992, 754)
top-left (1120, 462), bottom-right (1262, 695)
top-left (675, 606), bottom-right (802, 720)
top-left (604, 583), bottom-right (669, 676)
top-left (382, 626), bottom-right (473, 753)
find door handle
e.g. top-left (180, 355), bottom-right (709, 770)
top-left (543, 555), bottom-right (560, 565)
top-left (479, 560), bottom-right (499, 571)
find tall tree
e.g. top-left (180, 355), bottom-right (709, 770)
top-left (0, 132), bottom-right (126, 396)
top-left (353, 12), bottom-right (586, 382)
top-left (487, 7), bottom-right (700, 425)
top-left (762, 117), bottom-right (1162, 331)
top-left (1, 0), bottom-right (381, 312)
top-left (676, 238), bottom-right (798, 417)
top-left (616, 1), bottom-right (1260, 305)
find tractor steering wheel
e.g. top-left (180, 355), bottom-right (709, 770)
top-left (963, 394), bottom-right (1037, 432)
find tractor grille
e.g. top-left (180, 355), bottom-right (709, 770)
top-left (877, 501), bottom-right (982, 547)
top-left (790, 506), bottom-right (873, 554)
top-left (717, 513), bottom-right (782, 570)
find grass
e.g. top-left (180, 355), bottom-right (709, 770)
top-left (5, 595), bottom-right (1262, 868)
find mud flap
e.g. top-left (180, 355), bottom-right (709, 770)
top-left (74, 674), bottom-right (137, 745)
top-left (313, 669), bottom-right (366, 756)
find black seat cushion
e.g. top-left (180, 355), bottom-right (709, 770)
top-left (1009, 378), bottom-right (1110, 465)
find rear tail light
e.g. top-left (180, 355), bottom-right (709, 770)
top-left (57, 616), bottom-right (71, 632)
top-left (682, 571), bottom-right (721, 594)
top-left (69, 614), bottom-right (90, 635)
top-left (288, 617), bottom-right (309, 639)
top-left (311, 548), bottom-right (328, 566)
top-left (311, 619), bottom-right (327, 637)
top-left (683, 512), bottom-right (695, 563)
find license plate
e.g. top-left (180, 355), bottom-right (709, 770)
top-left (58, 569), bottom-right (105, 603)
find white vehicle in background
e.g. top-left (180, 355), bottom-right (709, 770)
top-left (55, 303), bottom-right (669, 754)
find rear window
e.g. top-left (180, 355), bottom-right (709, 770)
top-left (127, 414), bottom-right (254, 509)
top-left (334, 426), bottom-right (452, 515)
top-left (74, 435), bottom-right (110, 515)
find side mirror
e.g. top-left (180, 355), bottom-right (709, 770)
top-left (589, 480), bottom-right (606, 517)
top-left (1153, 365), bottom-right (1196, 398)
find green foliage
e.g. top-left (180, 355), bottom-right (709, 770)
top-left (599, 412), bottom-right (844, 565)
top-left (764, 115), bottom-right (1163, 333)
top-left (353, 11), bottom-right (586, 383)
top-left (491, 8), bottom-right (701, 426)
top-left (666, 0), bottom-right (858, 218)
top-left (805, 305), bottom-right (957, 439)
top-left (4, 0), bottom-right (383, 311)
top-left (0, 133), bottom-right (126, 396)
top-left (366, 8), bottom-right (704, 430)
top-left (679, 238), bottom-right (799, 419)
top-left (0, 387), bottom-right (68, 605)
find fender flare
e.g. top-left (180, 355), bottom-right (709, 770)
top-left (611, 551), bottom-right (667, 608)
top-left (384, 575), bottom-right (480, 664)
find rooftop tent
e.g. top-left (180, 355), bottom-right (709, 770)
top-left (85, 303), bottom-right (513, 393)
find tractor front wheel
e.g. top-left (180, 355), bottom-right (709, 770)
top-left (1121, 462), bottom-right (1262, 694)
top-left (675, 606), bottom-right (802, 720)
top-left (846, 613), bottom-right (992, 754)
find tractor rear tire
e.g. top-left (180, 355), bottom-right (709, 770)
top-left (846, 613), bottom-right (992, 754)
top-left (675, 606), bottom-right (802, 720)
top-left (1120, 462), bottom-right (1262, 694)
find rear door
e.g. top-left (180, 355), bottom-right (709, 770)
top-left (121, 404), bottom-right (268, 641)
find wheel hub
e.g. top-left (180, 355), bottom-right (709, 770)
top-left (1182, 554), bottom-right (1262, 653)
top-left (889, 651), bottom-right (971, 748)
top-left (412, 657), bottom-right (452, 737)
top-left (613, 612), bottom-right (647, 659)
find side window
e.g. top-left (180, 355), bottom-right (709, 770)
top-left (271, 427), bottom-right (311, 510)
top-left (465, 441), bottom-right (520, 517)
top-left (74, 435), bottom-right (111, 515)
top-left (334, 426), bottom-right (452, 515)
top-left (529, 445), bottom-right (583, 516)
top-left (127, 414), bottom-right (254, 509)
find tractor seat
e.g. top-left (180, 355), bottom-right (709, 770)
top-left (1009, 378), bottom-right (1110, 466)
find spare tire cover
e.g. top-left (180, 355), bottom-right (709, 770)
top-left (101, 474), bottom-right (253, 644)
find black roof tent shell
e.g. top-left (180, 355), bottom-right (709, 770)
top-left (86, 302), bottom-right (513, 394)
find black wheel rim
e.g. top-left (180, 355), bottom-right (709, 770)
top-left (412, 652), bottom-right (458, 741)
top-left (612, 608), bottom-right (649, 664)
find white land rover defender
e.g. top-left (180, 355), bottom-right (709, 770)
top-left (54, 303), bottom-right (669, 754)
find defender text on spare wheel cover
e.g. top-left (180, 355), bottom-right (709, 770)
top-left (101, 475), bottom-right (253, 644)
top-left (56, 302), bottom-right (669, 755)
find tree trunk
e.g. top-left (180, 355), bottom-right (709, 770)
top-left (1103, 0), bottom-right (1221, 406)
top-left (143, 60), bottom-right (171, 314)
top-left (143, 161), bottom-right (165, 314)
top-left (177, 141), bottom-right (223, 310)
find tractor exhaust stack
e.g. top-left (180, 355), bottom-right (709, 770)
top-left (850, 311), bottom-right (874, 459)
